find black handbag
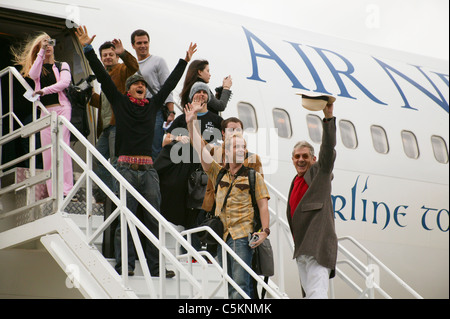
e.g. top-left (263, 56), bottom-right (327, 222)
top-left (252, 238), bottom-right (274, 277)
top-left (187, 168), bottom-right (208, 209)
top-left (251, 238), bottom-right (274, 299)
top-left (198, 212), bottom-right (223, 244)
top-left (55, 62), bottom-right (94, 141)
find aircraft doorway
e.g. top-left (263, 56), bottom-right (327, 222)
top-left (0, 8), bottom-right (95, 170)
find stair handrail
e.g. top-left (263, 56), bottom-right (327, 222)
top-left (180, 226), bottom-right (286, 299)
top-left (0, 66), bottom-right (54, 225)
top-left (0, 66), bottom-right (252, 299)
top-left (56, 115), bottom-right (216, 298)
top-left (63, 116), bottom-right (287, 299)
top-left (336, 236), bottom-right (423, 299)
top-left (261, 179), bottom-right (424, 299)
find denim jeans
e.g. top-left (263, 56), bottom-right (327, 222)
top-left (114, 164), bottom-right (161, 275)
top-left (217, 235), bottom-right (254, 299)
top-left (152, 109), bottom-right (164, 160)
top-left (93, 125), bottom-right (117, 201)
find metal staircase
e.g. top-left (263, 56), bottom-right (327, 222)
top-left (0, 66), bottom-right (422, 299)
top-left (0, 66), bottom-right (285, 299)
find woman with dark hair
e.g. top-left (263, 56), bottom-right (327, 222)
top-left (179, 59), bottom-right (232, 114)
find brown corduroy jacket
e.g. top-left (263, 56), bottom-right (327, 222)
top-left (286, 117), bottom-right (338, 278)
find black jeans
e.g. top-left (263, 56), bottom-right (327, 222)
top-left (114, 164), bottom-right (161, 275)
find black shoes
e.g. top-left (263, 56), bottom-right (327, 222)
top-left (116, 268), bottom-right (175, 278)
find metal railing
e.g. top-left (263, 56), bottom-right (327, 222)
top-left (0, 66), bottom-right (286, 299)
top-left (262, 179), bottom-right (423, 299)
top-left (332, 236), bottom-right (423, 299)
top-left (1, 65), bottom-right (422, 299)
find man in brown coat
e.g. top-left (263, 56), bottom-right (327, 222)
top-left (286, 102), bottom-right (338, 299)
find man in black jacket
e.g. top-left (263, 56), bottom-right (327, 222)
top-left (76, 25), bottom-right (197, 277)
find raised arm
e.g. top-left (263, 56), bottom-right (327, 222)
top-left (318, 102), bottom-right (337, 173)
top-left (152, 42), bottom-right (197, 107)
top-left (111, 38), bottom-right (139, 77)
top-left (185, 98), bottom-right (213, 172)
top-left (75, 26), bottom-right (123, 112)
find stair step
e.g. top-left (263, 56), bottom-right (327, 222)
top-left (106, 259), bottom-right (226, 299)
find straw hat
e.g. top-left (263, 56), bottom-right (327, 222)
top-left (296, 90), bottom-right (336, 111)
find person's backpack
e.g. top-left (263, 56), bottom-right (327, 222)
top-left (212, 167), bottom-right (273, 299)
top-left (55, 62), bottom-right (95, 141)
top-left (187, 167), bottom-right (209, 210)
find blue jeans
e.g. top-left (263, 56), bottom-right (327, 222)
top-left (217, 235), bottom-right (254, 299)
top-left (152, 109), bottom-right (164, 160)
top-left (114, 164), bottom-right (161, 275)
top-left (94, 126), bottom-right (117, 201)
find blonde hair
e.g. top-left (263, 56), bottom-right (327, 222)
top-left (224, 131), bottom-right (247, 164)
top-left (224, 131), bottom-right (247, 149)
top-left (11, 32), bottom-right (50, 77)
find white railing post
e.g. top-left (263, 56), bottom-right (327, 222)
top-left (120, 184), bottom-right (128, 287)
top-left (50, 112), bottom-right (60, 213)
top-left (85, 148), bottom-right (93, 238)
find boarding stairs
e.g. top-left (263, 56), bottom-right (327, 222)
top-left (0, 66), bottom-right (422, 299)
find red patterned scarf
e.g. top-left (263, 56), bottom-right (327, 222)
top-left (127, 93), bottom-right (149, 106)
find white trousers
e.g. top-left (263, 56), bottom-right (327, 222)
top-left (296, 255), bottom-right (331, 299)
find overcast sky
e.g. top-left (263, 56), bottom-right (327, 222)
top-left (180, 0), bottom-right (449, 61)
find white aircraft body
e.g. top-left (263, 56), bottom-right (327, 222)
top-left (0, 0), bottom-right (448, 299)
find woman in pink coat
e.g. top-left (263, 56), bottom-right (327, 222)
top-left (13, 33), bottom-right (73, 197)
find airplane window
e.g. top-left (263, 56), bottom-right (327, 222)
top-left (306, 114), bottom-right (322, 143)
top-left (370, 125), bottom-right (389, 154)
top-left (339, 120), bottom-right (358, 149)
top-left (401, 130), bottom-right (419, 159)
top-left (431, 135), bottom-right (449, 164)
top-left (272, 108), bottom-right (292, 138)
top-left (237, 102), bottom-right (258, 133)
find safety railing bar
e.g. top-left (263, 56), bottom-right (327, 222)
top-left (0, 170), bottom-right (50, 196)
top-left (337, 259), bottom-right (370, 281)
top-left (0, 196), bottom-right (54, 220)
top-left (338, 236), bottom-right (423, 299)
top-left (0, 66), bottom-right (33, 90)
top-left (11, 112), bottom-right (24, 128)
top-left (181, 226), bottom-right (283, 299)
top-left (127, 220), bottom-right (158, 299)
top-left (58, 171), bottom-right (86, 211)
top-left (123, 208), bottom-right (204, 294)
top-left (0, 123), bottom-right (37, 146)
top-left (56, 117), bottom-right (224, 275)
top-left (268, 206), bottom-right (291, 231)
top-left (0, 111), bottom-right (20, 124)
top-left (19, 114), bottom-right (52, 138)
top-left (336, 259), bottom-right (392, 299)
top-left (194, 249), bottom-right (255, 299)
top-left (58, 138), bottom-right (213, 295)
top-left (334, 267), bottom-right (366, 298)
top-left (338, 245), bottom-right (369, 274)
top-left (87, 207), bottom-right (120, 245)
top-left (2, 69), bottom-right (214, 298)
top-left (0, 144), bottom-right (50, 175)
top-left (265, 180), bottom-right (289, 202)
top-left (0, 67), bottom-right (49, 116)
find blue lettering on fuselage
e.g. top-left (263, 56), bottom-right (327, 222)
top-left (242, 26), bottom-right (449, 113)
top-left (331, 176), bottom-right (448, 232)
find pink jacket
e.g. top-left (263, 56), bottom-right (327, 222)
top-left (29, 48), bottom-right (72, 107)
